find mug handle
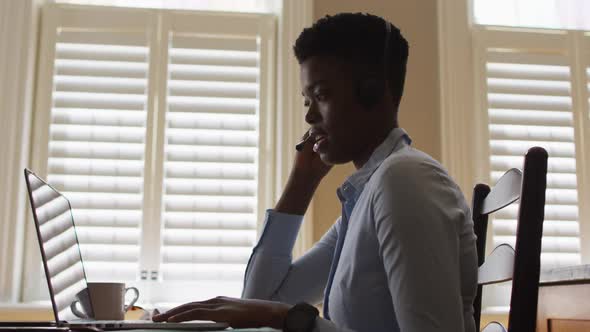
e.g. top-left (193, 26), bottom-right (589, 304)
top-left (124, 286), bottom-right (140, 312)
top-left (70, 300), bottom-right (89, 319)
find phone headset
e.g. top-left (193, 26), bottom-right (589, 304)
top-left (356, 21), bottom-right (392, 109)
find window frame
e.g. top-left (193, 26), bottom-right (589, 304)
top-left (22, 2), bottom-right (278, 303)
top-left (1, 0), bottom-right (315, 305)
top-left (0, 0), bottom-right (40, 303)
top-left (438, 0), bottom-right (590, 311)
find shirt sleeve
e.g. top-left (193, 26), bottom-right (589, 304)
top-left (311, 317), bottom-right (355, 332)
top-left (242, 209), bottom-right (339, 305)
top-left (371, 159), bottom-right (473, 332)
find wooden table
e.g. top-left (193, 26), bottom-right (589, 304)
top-left (537, 265), bottom-right (590, 332)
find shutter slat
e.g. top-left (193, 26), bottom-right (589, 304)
top-left (164, 212), bottom-right (256, 230)
top-left (167, 96), bottom-right (257, 114)
top-left (48, 158), bottom-right (143, 177)
top-left (162, 246), bottom-right (251, 264)
top-left (490, 140), bottom-right (575, 158)
top-left (163, 229), bottom-right (256, 247)
top-left (74, 226), bottom-right (139, 245)
top-left (493, 219), bottom-right (580, 237)
top-left (166, 146), bottom-right (256, 163)
top-left (495, 204), bottom-right (578, 220)
top-left (167, 129), bottom-right (257, 147)
top-left (66, 192), bottom-right (143, 210)
top-left (83, 261), bottom-right (138, 282)
top-left (56, 43), bottom-right (147, 62)
top-left (50, 141), bottom-right (144, 160)
top-left (170, 48), bottom-right (257, 67)
top-left (165, 162), bottom-right (255, 180)
top-left (58, 31), bottom-right (147, 46)
top-left (491, 156), bottom-right (577, 173)
top-left (56, 59), bottom-right (148, 78)
top-left (165, 195), bottom-right (255, 213)
top-left (80, 244), bottom-right (139, 261)
top-left (69, 209), bottom-right (141, 227)
top-left (488, 109), bottom-right (572, 126)
top-left (167, 113), bottom-right (256, 130)
top-left (48, 174), bottom-right (143, 194)
top-left (55, 75), bottom-right (147, 94)
top-left (52, 108), bottom-right (146, 127)
top-left (487, 62), bottom-right (570, 81)
top-left (486, 51), bottom-right (568, 66)
top-left (489, 124), bottom-right (574, 142)
top-left (161, 263), bottom-right (245, 281)
top-left (166, 178), bottom-right (255, 196)
top-left (53, 91), bottom-right (146, 110)
top-left (487, 93), bottom-right (571, 111)
top-left (51, 124), bottom-right (145, 143)
top-left (487, 78), bottom-right (570, 96)
top-left (169, 80), bottom-right (257, 98)
top-left (169, 64), bottom-right (258, 83)
top-left (172, 35), bottom-right (257, 52)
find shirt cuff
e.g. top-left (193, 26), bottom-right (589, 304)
top-left (254, 209), bottom-right (304, 255)
top-left (312, 317), bottom-right (345, 332)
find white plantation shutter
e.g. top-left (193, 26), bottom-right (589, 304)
top-left (29, 4), bottom-right (275, 303)
top-left (478, 29), bottom-right (582, 270)
top-left (33, 6), bottom-right (155, 283)
top-left (155, 12), bottom-right (273, 300)
top-left (475, 27), bottom-right (590, 309)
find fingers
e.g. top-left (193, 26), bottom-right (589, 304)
top-left (168, 307), bottom-right (223, 323)
top-left (152, 297), bottom-right (230, 322)
top-left (152, 303), bottom-right (191, 322)
top-left (296, 129), bottom-right (313, 152)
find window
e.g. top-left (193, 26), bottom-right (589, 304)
top-left (474, 0), bottom-right (590, 31)
top-left (54, 0), bottom-right (267, 13)
top-left (469, 1), bottom-right (590, 311)
top-left (25, 3), bottom-right (275, 304)
top-left (474, 28), bottom-right (590, 271)
top-left (438, 0), bottom-right (590, 312)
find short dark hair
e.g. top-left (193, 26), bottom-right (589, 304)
top-left (293, 13), bottom-right (409, 106)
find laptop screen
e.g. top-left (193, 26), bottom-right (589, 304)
top-left (25, 169), bottom-right (90, 322)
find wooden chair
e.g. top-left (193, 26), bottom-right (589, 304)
top-left (472, 147), bottom-right (548, 332)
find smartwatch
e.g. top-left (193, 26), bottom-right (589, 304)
top-left (283, 302), bottom-right (319, 332)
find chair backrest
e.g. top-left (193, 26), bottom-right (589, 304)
top-left (472, 169), bottom-right (522, 330)
top-left (472, 147), bottom-right (548, 332)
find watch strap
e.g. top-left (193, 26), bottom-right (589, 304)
top-left (283, 302), bottom-right (319, 332)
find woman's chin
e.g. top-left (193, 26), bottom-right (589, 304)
top-left (318, 151), bottom-right (348, 166)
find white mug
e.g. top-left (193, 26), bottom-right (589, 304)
top-left (70, 282), bottom-right (139, 320)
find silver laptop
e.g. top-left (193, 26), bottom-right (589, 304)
top-left (24, 168), bottom-right (229, 331)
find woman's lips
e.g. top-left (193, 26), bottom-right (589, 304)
top-left (313, 135), bottom-right (327, 153)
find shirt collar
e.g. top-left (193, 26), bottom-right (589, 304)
top-left (337, 127), bottom-right (412, 203)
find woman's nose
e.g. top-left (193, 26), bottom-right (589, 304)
top-left (305, 103), bottom-right (320, 124)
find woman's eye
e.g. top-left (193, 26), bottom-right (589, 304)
top-left (314, 93), bottom-right (326, 101)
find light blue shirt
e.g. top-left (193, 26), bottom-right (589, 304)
top-left (242, 128), bottom-right (477, 332)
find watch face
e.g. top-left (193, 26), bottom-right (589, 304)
top-left (284, 303), bottom-right (318, 332)
top-left (285, 310), bottom-right (312, 331)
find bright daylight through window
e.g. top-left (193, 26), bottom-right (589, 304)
top-left (472, 0), bottom-right (590, 310)
top-left (25, 3), bottom-right (275, 305)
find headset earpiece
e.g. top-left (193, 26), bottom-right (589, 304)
top-left (355, 21), bottom-right (392, 110)
top-left (356, 77), bottom-right (384, 109)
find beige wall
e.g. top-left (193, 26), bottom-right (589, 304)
top-left (311, 0), bottom-right (441, 240)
